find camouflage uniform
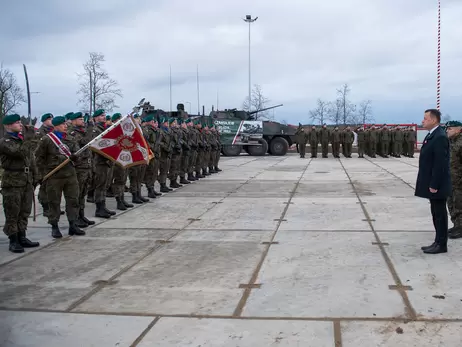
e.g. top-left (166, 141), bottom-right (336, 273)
top-left (212, 127), bottom-right (222, 172)
top-left (356, 128), bottom-right (366, 158)
top-left (195, 124), bottom-right (206, 177)
top-left (168, 122), bottom-right (182, 187)
top-left (143, 121), bottom-right (162, 197)
top-left (188, 122), bottom-right (199, 181)
top-left (202, 127), bottom-right (212, 175)
top-left (67, 122), bottom-right (95, 226)
top-left (330, 128), bottom-right (341, 158)
top-left (35, 123), bottom-right (54, 215)
top-left (91, 122), bottom-right (116, 218)
top-left (319, 126), bottom-right (330, 158)
top-left (0, 125), bottom-right (39, 253)
top-left (179, 122), bottom-right (192, 184)
top-left (296, 129), bottom-right (308, 158)
top-left (309, 127), bottom-right (318, 158)
top-left (158, 121), bottom-right (173, 192)
top-left (393, 128), bottom-right (404, 157)
top-left (380, 127), bottom-right (390, 157)
top-left (406, 127), bottom-right (416, 158)
top-left (343, 129), bottom-right (354, 158)
top-left (208, 129), bottom-right (218, 173)
top-left (368, 127), bottom-right (378, 157)
top-left (35, 127), bottom-right (85, 238)
top-left (448, 131), bottom-right (462, 238)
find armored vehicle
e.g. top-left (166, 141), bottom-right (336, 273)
top-left (210, 104), bottom-right (297, 156)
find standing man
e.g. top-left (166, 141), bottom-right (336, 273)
top-left (356, 127), bottom-right (366, 158)
top-left (179, 119), bottom-right (192, 184)
top-left (330, 126), bottom-right (341, 158)
top-left (308, 126), bottom-right (318, 158)
top-left (35, 116), bottom-right (85, 238)
top-left (416, 109), bottom-right (451, 254)
top-left (187, 118), bottom-right (198, 181)
top-left (393, 126), bottom-right (404, 157)
top-left (158, 116), bottom-right (173, 192)
top-left (445, 121), bottom-right (462, 239)
top-left (343, 126), bottom-right (354, 158)
top-left (143, 113), bottom-right (162, 198)
top-left (319, 124), bottom-right (330, 158)
top-left (67, 112), bottom-right (96, 227)
top-left (296, 127), bottom-right (308, 158)
top-left (0, 115), bottom-right (40, 253)
top-left (368, 125), bottom-right (377, 158)
top-left (380, 125), bottom-right (390, 158)
top-left (407, 126), bottom-right (417, 158)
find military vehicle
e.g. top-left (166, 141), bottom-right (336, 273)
top-left (210, 104), bottom-right (297, 156)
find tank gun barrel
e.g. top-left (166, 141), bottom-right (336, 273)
top-left (248, 104), bottom-right (283, 116)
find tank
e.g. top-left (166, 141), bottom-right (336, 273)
top-left (209, 104), bottom-right (297, 156)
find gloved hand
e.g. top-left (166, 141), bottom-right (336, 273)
top-left (69, 154), bottom-right (78, 162)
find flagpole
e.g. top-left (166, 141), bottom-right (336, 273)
top-left (196, 64), bottom-right (200, 115)
top-left (169, 65), bottom-right (172, 111)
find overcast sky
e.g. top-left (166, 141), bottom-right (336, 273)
top-left (1, 0), bottom-right (461, 125)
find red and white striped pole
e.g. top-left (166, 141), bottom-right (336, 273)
top-left (437, 0), bottom-right (441, 110)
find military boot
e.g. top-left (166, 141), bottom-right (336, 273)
top-left (95, 202), bottom-right (111, 218)
top-left (449, 226), bottom-right (462, 239)
top-left (51, 223), bottom-right (63, 239)
top-left (121, 195), bottom-right (134, 208)
top-left (80, 209), bottom-right (95, 226)
top-left (86, 190), bottom-right (95, 203)
top-left (153, 188), bottom-right (162, 196)
top-left (160, 183), bottom-right (172, 192)
top-left (8, 233), bottom-right (24, 253)
top-left (203, 168), bottom-right (211, 176)
top-left (69, 221), bottom-right (86, 236)
top-left (132, 192), bottom-right (144, 204)
top-left (170, 179), bottom-right (181, 189)
top-left (116, 197), bottom-right (128, 210)
top-left (195, 171), bottom-right (204, 179)
top-left (147, 187), bottom-right (157, 198)
top-left (187, 173), bottom-right (196, 181)
top-left (18, 231), bottom-right (40, 248)
top-left (209, 167), bottom-right (217, 174)
top-left (75, 216), bottom-right (88, 228)
top-left (179, 177), bottom-right (190, 184)
top-left (138, 191), bottom-right (150, 202)
top-left (102, 201), bottom-right (116, 215)
top-left (214, 167), bottom-right (222, 172)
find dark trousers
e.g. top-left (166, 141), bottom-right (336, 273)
top-left (430, 198), bottom-right (448, 246)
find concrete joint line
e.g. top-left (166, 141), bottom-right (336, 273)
top-left (362, 219), bottom-right (376, 222)
top-left (389, 285), bottom-right (413, 291)
top-left (187, 218), bottom-right (201, 221)
top-left (92, 279), bottom-right (118, 286)
top-left (155, 240), bottom-right (172, 244)
top-left (273, 218), bottom-right (287, 222)
top-left (129, 317), bottom-right (161, 347)
top-left (372, 242), bottom-right (389, 246)
top-left (238, 283), bottom-right (262, 289)
top-left (261, 241), bottom-right (279, 245)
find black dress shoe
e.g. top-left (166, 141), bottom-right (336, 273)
top-left (423, 244), bottom-right (447, 254)
top-left (421, 242), bottom-right (436, 251)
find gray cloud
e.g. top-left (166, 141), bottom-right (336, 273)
top-left (1, 0), bottom-right (461, 124)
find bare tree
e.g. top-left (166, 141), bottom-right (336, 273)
top-left (309, 99), bottom-right (329, 125)
top-left (356, 99), bottom-right (374, 125)
top-left (0, 64), bottom-right (26, 122)
top-left (77, 52), bottom-right (122, 113)
top-left (242, 84), bottom-right (273, 120)
top-left (336, 83), bottom-right (356, 124)
top-left (327, 99), bottom-right (342, 125)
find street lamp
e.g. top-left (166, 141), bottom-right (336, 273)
top-left (243, 14), bottom-right (258, 111)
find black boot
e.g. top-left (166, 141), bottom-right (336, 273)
top-left (214, 167), bottom-right (222, 172)
top-left (153, 189), bottom-right (162, 196)
top-left (9, 233), bottom-right (24, 253)
top-left (102, 200), bottom-right (116, 215)
top-left (86, 190), bottom-right (95, 203)
top-left (18, 231), bottom-right (40, 248)
top-left (75, 216), bottom-right (88, 228)
top-left (69, 221), bottom-right (86, 236)
top-left (187, 173), bottom-right (196, 181)
top-left (51, 223), bottom-right (63, 239)
top-left (203, 168), bottom-right (211, 176)
top-left (116, 196), bottom-right (127, 210)
top-left (79, 209), bottom-right (95, 225)
top-left (209, 167), bottom-right (217, 174)
top-left (132, 192), bottom-right (144, 204)
top-left (42, 203), bottom-right (50, 217)
top-left (179, 177), bottom-right (191, 184)
top-left (449, 226), bottom-right (462, 239)
top-left (196, 171), bottom-right (204, 179)
top-left (160, 183), bottom-right (172, 192)
top-left (147, 187), bottom-right (157, 198)
top-left (138, 191), bottom-right (150, 202)
top-left (121, 195), bottom-right (134, 208)
top-left (95, 202), bottom-right (112, 218)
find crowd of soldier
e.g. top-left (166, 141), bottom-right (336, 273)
top-left (0, 106), bottom-right (222, 253)
top-left (296, 124), bottom-right (417, 159)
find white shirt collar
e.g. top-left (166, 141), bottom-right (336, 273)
top-left (428, 125), bottom-right (439, 135)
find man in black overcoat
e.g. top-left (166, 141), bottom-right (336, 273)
top-left (415, 109), bottom-right (451, 254)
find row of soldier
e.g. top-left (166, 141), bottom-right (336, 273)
top-left (0, 108), bottom-right (222, 253)
top-left (296, 124), bottom-right (417, 159)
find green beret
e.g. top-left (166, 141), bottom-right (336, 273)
top-left (168, 118), bottom-right (176, 125)
top-left (93, 109), bottom-right (105, 118)
top-left (144, 115), bottom-right (154, 123)
top-left (106, 115), bottom-right (111, 121)
top-left (64, 112), bottom-right (74, 120)
top-left (446, 120), bottom-right (462, 127)
top-left (52, 116), bottom-right (66, 126)
top-left (41, 113), bottom-right (53, 122)
top-left (159, 116), bottom-right (168, 124)
top-left (133, 113), bottom-right (140, 119)
top-left (112, 113), bottom-right (122, 122)
top-left (70, 112), bottom-right (83, 120)
top-left (2, 114), bottom-right (21, 125)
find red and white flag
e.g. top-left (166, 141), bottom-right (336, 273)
top-left (89, 115), bottom-right (150, 167)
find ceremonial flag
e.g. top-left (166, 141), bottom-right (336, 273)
top-left (89, 115), bottom-right (150, 168)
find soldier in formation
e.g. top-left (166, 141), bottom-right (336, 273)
top-left (0, 106), bottom-right (223, 253)
top-left (295, 126), bottom-right (308, 158)
top-left (445, 121), bottom-right (462, 240)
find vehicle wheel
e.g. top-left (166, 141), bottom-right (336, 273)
top-left (222, 145), bottom-right (242, 156)
top-left (269, 137), bottom-right (289, 156)
top-left (247, 138), bottom-right (268, 156)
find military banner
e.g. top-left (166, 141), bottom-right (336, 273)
top-left (214, 120), bottom-right (263, 145)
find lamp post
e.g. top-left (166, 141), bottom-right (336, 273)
top-left (243, 14), bottom-right (258, 111)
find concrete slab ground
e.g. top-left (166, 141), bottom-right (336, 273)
top-left (0, 153), bottom-right (460, 347)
